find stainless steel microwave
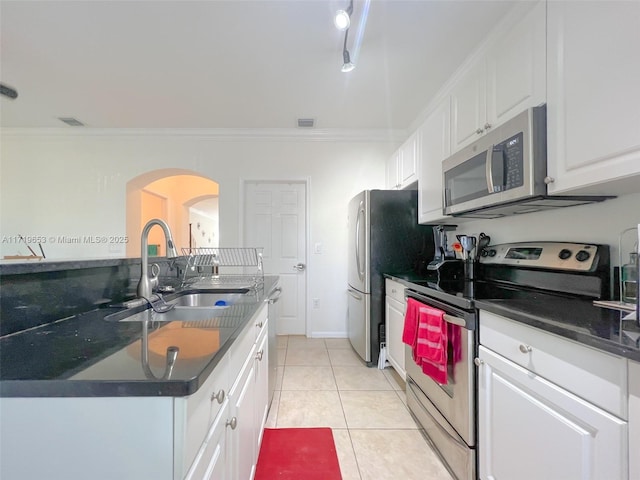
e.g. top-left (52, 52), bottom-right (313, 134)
top-left (443, 105), bottom-right (548, 217)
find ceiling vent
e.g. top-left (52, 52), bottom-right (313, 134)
top-left (58, 117), bottom-right (85, 127)
top-left (297, 118), bottom-right (315, 128)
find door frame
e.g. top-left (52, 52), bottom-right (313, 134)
top-left (239, 177), bottom-right (311, 338)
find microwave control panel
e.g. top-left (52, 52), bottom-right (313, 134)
top-left (491, 132), bottom-right (524, 192)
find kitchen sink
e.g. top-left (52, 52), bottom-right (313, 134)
top-left (105, 290), bottom-right (251, 323)
top-left (106, 306), bottom-right (228, 323)
top-left (171, 292), bottom-right (247, 307)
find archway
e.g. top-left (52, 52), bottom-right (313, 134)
top-left (125, 169), bottom-right (219, 258)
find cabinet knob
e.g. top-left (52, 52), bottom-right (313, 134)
top-left (211, 389), bottom-right (225, 404)
top-left (226, 417), bottom-right (238, 430)
top-left (476, 128), bottom-right (484, 135)
top-left (484, 123), bottom-right (492, 130)
top-left (256, 349), bottom-right (264, 361)
top-left (519, 344), bottom-right (532, 354)
top-left (544, 176), bottom-right (555, 184)
top-left (256, 321), bottom-right (263, 328)
top-left (474, 357), bottom-right (484, 367)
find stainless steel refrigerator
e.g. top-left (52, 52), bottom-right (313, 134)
top-left (347, 189), bottom-right (434, 366)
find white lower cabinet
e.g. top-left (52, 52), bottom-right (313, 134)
top-left (629, 360), bottom-right (640, 480)
top-left (0, 303), bottom-right (270, 480)
top-left (384, 279), bottom-right (406, 380)
top-left (227, 310), bottom-right (269, 480)
top-left (478, 311), bottom-right (628, 480)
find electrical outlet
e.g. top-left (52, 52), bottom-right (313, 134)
top-left (312, 298), bottom-right (320, 309)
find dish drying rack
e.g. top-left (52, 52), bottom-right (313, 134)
top-left (180, 247), bottom-right (264, 290)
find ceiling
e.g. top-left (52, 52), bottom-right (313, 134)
top-left (0, 0), bottom-right (518, 131)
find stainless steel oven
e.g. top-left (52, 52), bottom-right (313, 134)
top-left (404, 289), bottom-right (477, 480)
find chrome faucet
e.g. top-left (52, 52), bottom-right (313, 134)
top-left (137, 219), bottom-right (179, 299)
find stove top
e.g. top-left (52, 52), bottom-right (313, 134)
top-left (404, 241), bottom-right (611, 310)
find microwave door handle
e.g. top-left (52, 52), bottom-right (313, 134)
top-left (485, 146), bottom-right (495, 193)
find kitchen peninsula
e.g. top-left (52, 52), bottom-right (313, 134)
top-left (0, 258), bottom-right (280, 480)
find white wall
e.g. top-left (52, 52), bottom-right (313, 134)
top-left (0, 130), bottom-right (394, 337)
top-left (453, 193), bottom-right (640, 268)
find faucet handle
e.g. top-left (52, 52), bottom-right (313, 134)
top-left (150, 263), bottom-right (160, 290)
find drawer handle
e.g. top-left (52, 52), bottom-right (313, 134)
top-left (226, 417), bottom-right (237, 430)
top-left (256, 349), bottom-right (264, 361)
top-left (474, 357), bottom-right (484, 367)
top-left (211, 389), bottom-right (225, 404)
top-left (256, 321), bottom-right (263, 328)
top-left (519, 344), bottom-right (532, 354)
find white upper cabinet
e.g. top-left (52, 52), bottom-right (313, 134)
top-left (418, 97), bottom-right (453, 224)
top-left (451, 60), bottom-right (487, 151)
top-left (486, 0), bottom-right (546, 128)
top-left (386, 133), bottom-right (418, 190)
top-left (451, 1), bottom-right (546, 152)
top-left (386, 151), bottom-right (401, 189)
top-left (546, 0), bottom-right (640, 195)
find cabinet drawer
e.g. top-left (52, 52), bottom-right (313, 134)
top-left (185, 400), bottom-right (229, 480)
top-left (177, 355), bottom-right (230, 478)
top-left (480, 310), bottom-right (628, 418)
top-left (385, 279), bottom-right (406, 304)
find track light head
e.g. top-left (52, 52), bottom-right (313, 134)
top-left (341, 49), bottom-right (355, 73)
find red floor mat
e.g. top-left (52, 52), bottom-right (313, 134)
top-left (254, 428), bottom-right (342, 480)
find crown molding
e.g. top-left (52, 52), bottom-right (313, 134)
top-left (0, 127), bottom-right (407, 143)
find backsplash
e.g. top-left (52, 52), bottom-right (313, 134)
top-left (0, 258), bottom-right (179, 337)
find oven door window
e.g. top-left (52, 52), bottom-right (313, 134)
top-left (444, 150), bottom-right (491, 207)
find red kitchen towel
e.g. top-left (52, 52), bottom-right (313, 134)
top-left (402, 298), bottom-right (421, 347)
top-left (403, 299), bottom-right (448, 384)
top-left (415, 304), bottom-right (448, 384)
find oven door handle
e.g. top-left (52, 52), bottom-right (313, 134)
top-left (443, 314), bottom-right (466, 327)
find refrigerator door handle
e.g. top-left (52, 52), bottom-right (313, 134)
top-left (356, 200), bottom-right (365, 282)
top-left (347, 288), bottom-right (363, 300)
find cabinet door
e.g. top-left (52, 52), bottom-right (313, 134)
top-left (229, 349), bottom-right (257, 480)
top-left (630, 360), bottom-right (640, 480)
top-left (418, 98), bottom-right (452, 224)
top-left (386, 151), bottom-right (400, 189)
top-left (185, 401), bottom-right (229, 480)
top-left (451, 60), bottom-right (487, 151)
top-left (385, 294), bottom-right (406, 380)
top-left (399, 132), bottom-right (418, 188)
top-left (486, 0), bottom-right (545, 128)
top-left (546, 0), bottom-right (640, 195)
top-left (254, 327), bottom-right (269, 447)
top-left (478, 346), bottom-right (627, 480)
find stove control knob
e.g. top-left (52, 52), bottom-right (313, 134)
top-left (488, 249), bottom-right (497, 257)
top-left (575, 250), bottom-right (591, 262)
top-left (481, 250), bottom-right (489, 257)
top-left (558, 249), bottom-right (572, 260)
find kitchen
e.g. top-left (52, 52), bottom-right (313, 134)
top-left (1, 1), bottom-right (640, 479)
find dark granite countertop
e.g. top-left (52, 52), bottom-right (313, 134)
top-left (385, 273), bottom-right (640, 362)
top-left (0, 277), bottom-right (279, 397)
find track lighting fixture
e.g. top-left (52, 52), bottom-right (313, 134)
top-left (341, 47), bottom-right (355, 73)
top-left (339, 2), bottom-right (355, 73)
top-left (334, 0), bottom-right (353, 31)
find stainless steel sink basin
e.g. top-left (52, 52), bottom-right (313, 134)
top-left (171, 292), bottom-right (247, 307)
top-left (105, 291), bottom-right (250, 324)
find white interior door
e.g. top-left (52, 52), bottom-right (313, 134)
top-left (243, 181), bottom-right (307, 335)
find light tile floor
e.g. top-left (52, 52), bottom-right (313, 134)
top-left (265, 335), bottom-right (454, 480)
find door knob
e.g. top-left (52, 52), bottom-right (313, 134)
top-left (293, 263), bottom-right (306, 271)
